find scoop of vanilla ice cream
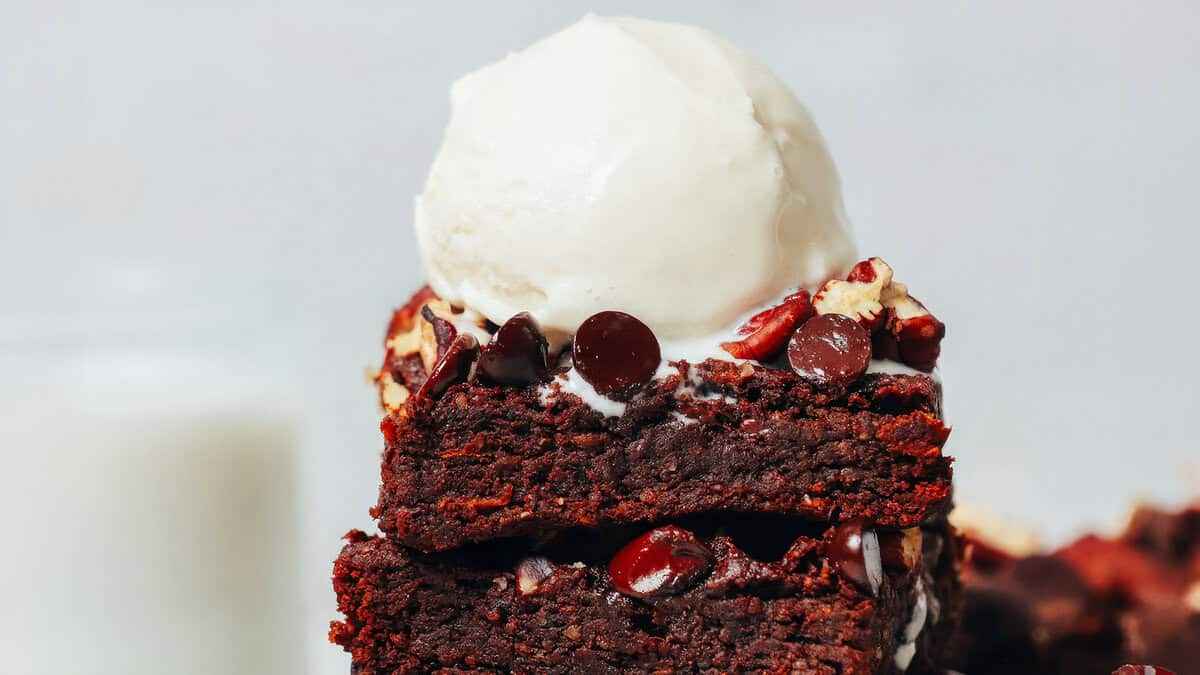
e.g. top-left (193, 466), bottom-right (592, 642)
top-left (415, 14), bottom-right (856, 340)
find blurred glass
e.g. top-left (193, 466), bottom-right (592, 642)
top-left (0, 260), bottom-right (306, 675)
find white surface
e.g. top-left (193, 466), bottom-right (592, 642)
top-left (2, 3), bottom-right (1200, 674)
top-left (416, 14), bottom-right (854, 338)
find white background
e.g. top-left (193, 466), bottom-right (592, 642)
top-left (3, 2), bottom-right (1199, 673)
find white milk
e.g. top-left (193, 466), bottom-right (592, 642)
top-left (0, 351), bottom-right (305, 675)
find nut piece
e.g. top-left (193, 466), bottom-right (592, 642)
top-left (813, 257), bottom-right (893, 330)
top-left (721, 290), bottom-right (814, 361)
top-left (515, 556), bottom-right (556, 595)
top-left (386, 286), bottom-right (438, 342)
top-left (878, 285), bottom-right (945, 372)
top-left (815, 258), bottom-right (945, 372)
top-left (384, 286), bottom-right (439, 358)
top-left (379, 372), bottom-right (411, 412)
top-left (419, 301), bottom-right (459, 373)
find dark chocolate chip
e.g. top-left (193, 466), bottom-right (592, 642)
top-left (787, 313), bottom-right (871, 386)
top-left (609, 525), bottom-right (712, 598)
top-left (572, 311), bottom-right (661, 395)
top-left (416, 333), bottom-right (479, 401)
top-left (477, 312), bottom-right (549, 386)
top-left (826, 520), bottom-right (883, 595)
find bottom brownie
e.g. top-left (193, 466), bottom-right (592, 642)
top-left (331, 516), bottom-right (962, 674)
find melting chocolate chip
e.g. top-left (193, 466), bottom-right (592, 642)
top-left (477, 312), bottom-right (549, 386)
top-left (826, 520), bottom-right (883, 595)
top-left (416, 333), bottom-right (479, 401)
top-left (572, 311), bottom-right (661, 395)
top-left (608, 525), bottom-right (713, 598)
top-left (787, 313), bottom-right (871, 386)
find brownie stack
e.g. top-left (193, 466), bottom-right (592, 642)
top-left (332, 258), bottom-right (962, 674)
top-left (949, 503), bottom-right (1200, 675)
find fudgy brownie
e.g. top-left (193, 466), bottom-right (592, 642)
top-left (375, 354), bottom-right (952, 553)
top-left (337, 253), bottom-right (960, 672)
top-left (332, 514), bottom-right (962, 674)
top-left (946, 503), bottom-right (1200, 675)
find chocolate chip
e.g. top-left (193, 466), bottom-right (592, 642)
top-left (572, 311), bottom-right (661, 395)
top-left (787, 313), bottom-right (871, 386)
top-left (477, 312), bottom-right (549, 386)
top-left (826, 520), bottom-right (883, 595)
top-left (608, 525), bottom-right (712, 598)
top-left (416, 333), bottom-right (479, 401)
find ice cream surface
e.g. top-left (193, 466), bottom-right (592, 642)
top-left (415, 14), bottom-right (856, 340)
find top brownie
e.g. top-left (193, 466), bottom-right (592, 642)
top-left (375, 352), bottom-right (951, 553)
top-left (371, 258), bottom-right (953, 553)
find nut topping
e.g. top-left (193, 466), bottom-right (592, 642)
top-left (515, 556), bottom-right (556, 595)
top-left (384, 286), bottom-right (439, 359)
top-left (813, 257), bottom-right (893, 330)
top-left (721, 290), bottom-right (814, 361)
top-left (813, 257), bottom-right (945, 372)
top-left (877, 286), bottom-right (945, 372)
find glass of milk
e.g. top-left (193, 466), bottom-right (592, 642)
top-left (0, 273), bottom-right (307, 675)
